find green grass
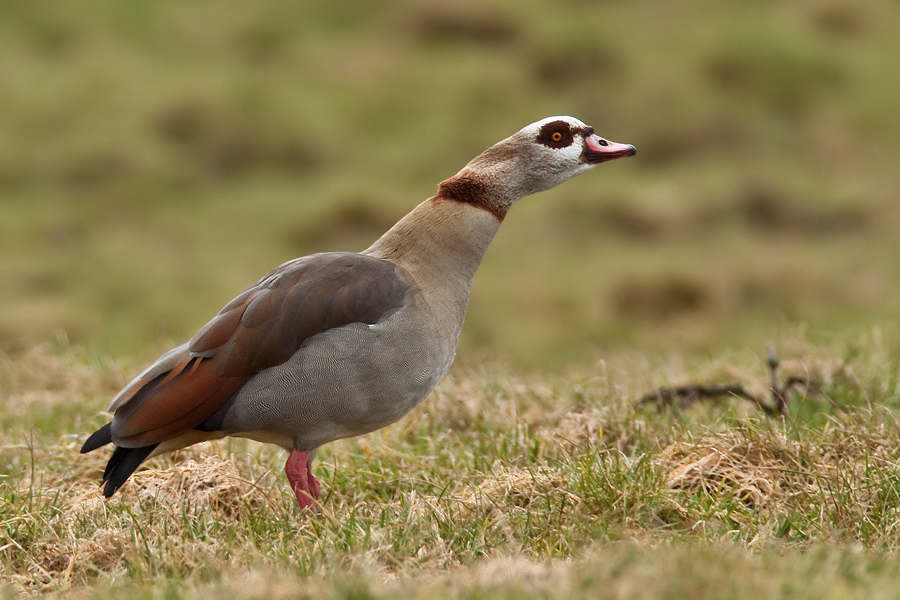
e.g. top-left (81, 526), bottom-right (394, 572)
top-left (3, 0), bottom-right (900, 596)
top-left (2, 0), bottom-right (900, 368)
top-left (4, 330), bottom-right (900, 597)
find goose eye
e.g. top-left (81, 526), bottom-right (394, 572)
top-left (537, 120), bottom-right (574, 148)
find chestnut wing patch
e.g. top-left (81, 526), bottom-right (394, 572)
top-left (110, 356), bottom-right (247, 447)
top-left (109, 252), bottom-right (409, 447)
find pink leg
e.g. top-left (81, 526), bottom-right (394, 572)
top-left (306, 459), bottom-right (320, 499)
top-left (285, 449), bottom-right (320, 511)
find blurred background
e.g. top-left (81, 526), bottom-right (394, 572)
top-left (1, 0), bottom-right (898, 370)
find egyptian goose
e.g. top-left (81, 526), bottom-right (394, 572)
top-left (81, 116), bottom-right (635, 511)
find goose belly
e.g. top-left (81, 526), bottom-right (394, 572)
top-left (221, 301), bottom-right (458, 450)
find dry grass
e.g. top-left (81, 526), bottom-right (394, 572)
top-left (658, 433), bottom-right (794, 509)
top-left (3, 330), bottom-right (900, 597)
top-left (3, 0), bottom-right (900, 596)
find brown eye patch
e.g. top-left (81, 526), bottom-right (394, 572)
top-left (536, 120), bottom-right (575, 149)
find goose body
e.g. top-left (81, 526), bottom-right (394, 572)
top-left (81, 116), bottom-right (635, 510)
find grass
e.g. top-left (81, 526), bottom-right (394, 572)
top-left (3, 0), bottom-right (900, 596)
top-left (4, 329), bottom-right (900, 597)
top-left (2, 0), bottom-right (900, 368)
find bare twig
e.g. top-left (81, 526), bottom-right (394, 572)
top-left (637, 347), bottom-right (809, 417)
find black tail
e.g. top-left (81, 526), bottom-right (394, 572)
top-left (80, 423), bottom-right (113, 453)
top-left (81, 422), bottom-right (157, 497)
top-left (101, 444), bottom-right (158, 497)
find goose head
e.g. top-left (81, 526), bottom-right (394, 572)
top-left (439, 116), bottom-right (636, 220)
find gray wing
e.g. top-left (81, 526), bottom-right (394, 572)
top-left (106, 252), bottom-right (409, 447)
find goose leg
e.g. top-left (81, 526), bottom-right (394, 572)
top-left (285, 449), bottom-right (319, 511)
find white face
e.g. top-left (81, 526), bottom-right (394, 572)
top-left (518, 116), bottom-right (594, 190)
top-left (456, 116), bottom-right (635, 208)
top-left (506, 116), bottom-right (636, 194)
